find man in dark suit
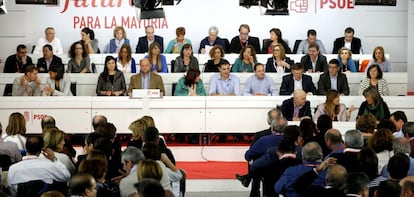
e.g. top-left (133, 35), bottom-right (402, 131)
top-left (135, 26), bottom-right (164, 53)
top-left (36, 44), bottom-right (63, 73)
top-left (332, 27), bottom-right (362, 54)
top-left (127, 58), bottom-right (165, 95)
top-left (280, 89), bottom-right (312, 121)
top-left (4, 44), bottom-right (33, 73)
top-left (280, 63), bottom-right (316, 95)
top-left (230, 24), bottom-right (260, 54)
top-left (300, 43), bottom-right (328, 73)
top-left (330, 129), bottom-right (363, 173)
top-left (317, 59), bottom-right (350, 95)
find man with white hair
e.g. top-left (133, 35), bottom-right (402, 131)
top-left (198, 26), bottom-right (226, 54)
top-left (119, 147), bottom-right (145, 197)
top-left (280, 89), bottom-right (312, 121)
top-left (33, 27), bottom-right (63, 55)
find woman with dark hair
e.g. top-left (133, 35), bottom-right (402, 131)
top-left (265, 44), bottom-right (293, 73)
top-left (300, 118), bottom-right (317, 145)
top-left (357, 86), bottom-right (390, 120)
top-left (204, 45), bottom-right (227, 72)
top-left (368, 46), bottom-right (392, 72)
top-left (173, 43), bottom-right (199, 72)
top-left (231, 45), bottom-right (257, 72)
top-left (96, 56), bottom-right (126, 96)
top-left (116, 44), bottom-right (136, 73)
top-left (43, 64), bottom-right (72, 96)
top-left (262, 28), bottom-right (291, 54)
top-left (81, 27), bottom-right (100, 54)
top-left (67, 41), bottom-right (90, 73)
top-left (165, 27), bottom-right (192, 53)
top-left (356, 114), bottom-right (377, 144)
top-left (314, 90), bottom-right (355, 121)
top-left (145, 42), bottom-right (167, 73)
top-left (359, 64), bottom-right (389, 96)
top-left (368, 128), bottom-right (394, 173)
top-left (174, 67), bottom-right (206, 96)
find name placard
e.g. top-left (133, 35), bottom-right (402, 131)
top-left (130, 89), bottom-right (162, 99)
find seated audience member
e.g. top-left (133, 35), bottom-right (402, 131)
top-left (137, 159), bottom-right (172, 193)
top-left (198, 26), bottom-right (226, 54)
top-left (7, 136), bottom-right (71, 196)
top-left (76, 132), bottom-right (102, 166)
top-left (317, 59), bottom-right (350, 95)
top-left (33, 27), bottom-right (63, 55)
top-left (305, 115), bottom-right (333, 157)
top-left (262, 28), bottom-right (291, 54)
top-left (231, 45), bottom-right (257, 73)
top-left (275, 142), bottom-right (326, 197)
top-left (357, 147), bottom-right (387, 194)
top-left (204, 45), bottom-right (227, 72)
top-left (357, 86), bottom-right (390, 120)
top-left (165, 27), bottom-right (191, 53)
top-left (78, 158), bottom-right (119, 196)
top-left (12, 65), bottom-right (41, 96)
top-left (279, 63), bottom-right (316, 95)
top-left (209, 59), bottom-right (240, 96)
top-left (4, 44), bottom-right (33, 73)
top-left (173, 43), bottom-right (199, 72)
top-left (81, 27), bottom-right (100, 54)
top-left (230, 24), bottom-right (260, 54)
top-left (134, 178), bottom-right (166, 197)
top-left (145, 42), bottom-right (168, 73)
top-left (375, 180), bottom-right (401, 197)
top-left (37, 44), bottom-right (64, 73)
top-left (42, 127), bottom-right (76, 175)
top-left (368, 128), bottom-right (394, 173)
top-left (330, 129), bottom-right (364, 172)
top-left (265, 44), bottom-right (293, 73)
top-left (0, 122), bottom-right (22, 164)
top-left (391, 111), bottom-right (407, 138)
top-left (337, 47), bottom-right (357, 72)
top-left (136, 26), bottom-right (164, 53)
top-left (69, 173), bottom-right (97, 197)
top-left (344, 172), bottom-right (370, 197)
top-left (96, 56), bottom-right (126, 96)
top-left (43, 64), bottom-right (73, 96)
top-left (368, 46), bottom-right (392, 72)
top-left (119, 147), bottom-right (145, 197)
top-left (358, 64), bottom-right (389, 96)
top-left (127, 58), bottom-right (165, 96)
top-left (67, 41), bottom-right (91, 73)
top-left (242, 63), bottom-right (276, 96)
top-left (356, 114), bottom-right (376, 144)
top-left (314, 90), bottom-right (355, 121)
top-left (280, 89), bottom-right (312, 121)
top-left (386, 153), bottom-right (411, 181)
top-left (300, 43), bottom-right (328, 73)
top-left (174, 67), bottom-right (206, 96)
top-left (107, 26), bottom-right (130, 53)
top-left (297, 29), bottom-right (327, 54)
top-left (324, 128), bottom-right (345, 158)
top-left (116, 44), bottom-right (137, 74)
top-left (292, 160), bottom-right (347, 197)
top-left (381, 138), bottom-right (414, 178)
top-left (2, 113), bottom-right (27, 153)
top-left (333, 27), bottom-right (362, 54)
top-left (300, 118), bottom-right (318, 143)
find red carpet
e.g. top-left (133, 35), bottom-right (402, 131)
top-left (176, 161), bottom-right (248, 179)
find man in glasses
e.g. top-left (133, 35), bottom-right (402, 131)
top-left (4, 44), bottom-right (33, 73)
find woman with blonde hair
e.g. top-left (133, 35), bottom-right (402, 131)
top-left (368, 46), bottom-right (392, 72)
top-left (265, 44), bottom-right (293, 73)
top-left (145, 42), bottom-right (168, 73)
top-left (108, 26), bottom-right (130, 53)
top-left (3, 112), bottom-right (27, 153)
top-left (357, 86), bottom-right (390, 120)
top-left (43, 127), bottom-right (76, 174)
top-left (337, 47), bottom-right (357, 72)
top-left (314, 90), bottom-right (355, 121)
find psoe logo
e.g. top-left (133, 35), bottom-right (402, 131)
top-left (289, 0), bottom-right (354, 14)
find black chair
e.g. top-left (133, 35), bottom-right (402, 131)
top-left (221, 38), bottom-right (231, 54)
top-left (70, 82), bottom-right (77, 96)
top-left (17, 180), bottom-right (48, 197)
top-left (91, 63), bottom-right (97, 73)
top-left (180, 169), bottom-right (187, 197)
top-left (3, 84), bottom-right (13, 96)
top-left (292, 39), bottom-right (302, 54)
top-left (170, 60), bottom-right (175, 73)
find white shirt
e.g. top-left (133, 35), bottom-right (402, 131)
top-left (39, 151), bottom-right (76, 174)
top-left (33, 37), bottom-right (64, 55)
top-left (8, 155), bottom-right (71, 195)
top-left (116, 60), bottom-right (132, 74)
top-left (2, 134), bottom-right (26, 151)
top-left (393, 129), bottom-right (404, 138)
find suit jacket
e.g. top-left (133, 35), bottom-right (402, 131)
top-left (198, 37), bottom-right (226, 53)
top-left (127, 72), bottom-right (165, 95)
top-left (119, 171), bottom-right (138, 197)
top-left (230, 36), bottom-right (261, 54)
top-left (332, 37), bottom-right (362, 54)
top-left (279, 74), bottom-right (316, 95)
top-left (292, 168), bottom-right (346, 197)
top-left (4, 54), bottom-right (33, 73)
top-left (36, 55), bottom-right (64, 73)
top-left (252, 128), bottom-right (271, 145)
top-left (135, 35), bottom-right (164, 53)
top-left (317, 72), bottom-right (350, 95)
top-left (262, 39), bottom-right (291, 54)
top-left (280, 97), bottom-right (312, 121)
top-left (300, 54), bottom-right (328, 73)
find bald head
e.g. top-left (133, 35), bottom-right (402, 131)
top-left (326, 164), bottom-right (347, 189)
top-left (325, 128), bottom-right (343, 148)
top-left (293, 89), bottom-right (307, 107)
top-left (140, 58), bottom-right (151, 74)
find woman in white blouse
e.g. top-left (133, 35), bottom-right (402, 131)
top-left (359, 64), bottom-right (389, 96)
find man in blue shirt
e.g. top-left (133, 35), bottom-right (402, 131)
top-left (243, 63), bottom-right (277, 96)
top-left (209, 60), bottom-right (240, 96)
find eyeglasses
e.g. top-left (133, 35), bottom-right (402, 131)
top-left (240, 32), bottom-right (249, 35)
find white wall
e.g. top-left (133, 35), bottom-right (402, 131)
top-left (0, 0), bottom-right (410, 79)
top-left (408, 0), bottom-right (414, 92)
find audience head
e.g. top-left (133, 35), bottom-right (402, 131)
top-left (368, 128), bottom-right (393, 153)
top-left (137, 159), bottom-right (163, 181)
top-left (301, 142), bottom-right (323, 162)
top-left (291, 63), bottom-right (304, 80)
top-left (393, 137), bottom-right (411, 154)
top-left (306, 29), bottom-right (317, 43)
top-left (180, 43), bottom-right (193, 58)
top-left (44, 27), bottom-right (56, 41)
top-left (308, 43), bottom-right (320, 58)
top-left (207, 26), bottom-right (219, 41)
top-left (338, 47), bottom-right (352, 60)
top-left (272, 44), bottom-right (286, 59)
top-left (40, 190), bottom-right (65, 197)
top-left (344, 129), bottom-right (364, 149)
top-left (366, 64), bottom-right (383, 80)
top-left (403, 122), bottom-right (414, 138)
top-left (357, 147), bottom-right (379, 180)
top-left (6, 112), bottom-right (26, 136)
top-left (328, 59), bottom-right (340, 76)
top-left (283, 125), bottom-right (301, 142)
top-left (324, 128), bottom-right (343, 148)
top-left (377, 119), bottom-right (396, 132)
top-left (92, 115), bottom-right (107, 131)
top-left (142, 142), bottom-right (162, 160)
top-left (145, 26), bottom-right (155, 40)
top-left (143, 126), bottom-right (160, 143)
top-left (78, 159), bottom-right (108, 182)
top-left (253, 63), bottom-right (265, 79)
top-left (238, 24), bottom-right (250, 41)
top-left (218, 59), bottom-right (231, 79)
top-left (372, 46), bottom-right (386, 62)
top-left (175, 26), bottom-right (186, 41)
top-left (118, 44), bottom-right (132, 61)
top-left (113, 26), bottom-right (126, 40)
top-left (390, 111), bottom-right (408, 132)
top-left (84, 132), bottom-right (102, 154)
top-left (184, 67), bottom-right (201, 86)
top-left (344, 27), bottom-right (355, 42)
top-left (363, 86), bottom-right (383, 106)
top-left (276, 139), bottom-right (297, 156)
top-left (93, 137), bottom-right (113, 158)
top-left (103, 55), bottom-right (118, 75)
top-left (300, 118), bottom-right (317, 140)
top-left (325, 90), bottom-right (341, 119)
top-left (400, 180), bottom-right (414, 197)
top-left (293, 89), bottom-right (307, 107)
top-left (48, 63), bottom-right (64, 81)
top-left (24, 64), bottom-right (39, 78)
top-left (356, 114), bottom-right (376, 134)
top-left (42, 44), bottom-right (54, 59)
top-left (375, 180), bottom-right (401, 197)
top-left (25, 136), bottom-right (44, 155)
top-left (69, 41), bottom-right (88, 58)
top-left (134, 178), bottom-right (165, 197)
top-left (95, 122), bottom-right (117, 142)
top-left (269, 28), bottom-right (284, 43)
top-left (141, 115), bottom-right (156, 128)
top-left (69, 173), bottom-right (97, 197)
top-left (209, 45), bottom-right (224, 59)
top-left (129, 119), bottom-right (146, 140)
top-left (345, 172), bottom-right (369, 196)
top-left (239, 45), bottom-right (257, 61)
top-left (139, 58), bottom-right (151, 74)
top-left (267, 108), bottom-right (283, 125)
top-left (326, 164), bottom-right (347, 190)
top-left (16, 44), bottom-right (28, 58)
top-left (317, 114), bottom-right (333, 135)
top-left (81, 27), bottom-right (95, 40)
top-left (387, 152), bottom-right (410, 180)
top-left (121, 146), bottom-right (145, 173)
top-left (43, 127), bottom-right (66, 152)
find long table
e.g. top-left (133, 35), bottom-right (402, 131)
top-left (0, 72), bottom-right (407, 96)
top-left (0, 96), bottom-right (413, 135)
